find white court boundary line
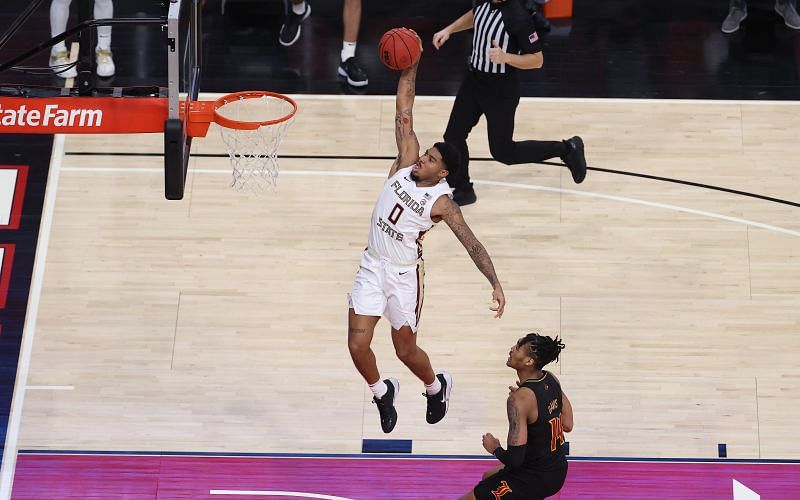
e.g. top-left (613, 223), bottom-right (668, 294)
top-left (0, 135), bottom-right (65, 500)
top-left (13, 451), bottom-right (800, 464)
top-left (211, 491), bottom-right (353, 499)
top-left (24, 386), bottom-right (74, 391)
top-left (60, 167), bottom-right (800, 238)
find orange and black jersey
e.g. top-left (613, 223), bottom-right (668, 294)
top-left (518, 371), bottom-right (567, 471)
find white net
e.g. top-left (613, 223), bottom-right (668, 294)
top-left (215, 93), bottom-right (295, 194)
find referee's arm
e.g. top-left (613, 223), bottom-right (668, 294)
top-left (432, 9), bottom-right (474, 49)
top-left (488, 40), bottom-right (543, 70)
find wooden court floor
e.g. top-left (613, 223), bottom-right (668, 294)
top-left (10, 96), bottom-right (800, 466)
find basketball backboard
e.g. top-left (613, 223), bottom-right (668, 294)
top-left (0, 0), bottom-right (203, 200)
top-left (164, 0), bottom-right (202, 200)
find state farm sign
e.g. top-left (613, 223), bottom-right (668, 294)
top-left (0, 97), bottom-right (168, 134)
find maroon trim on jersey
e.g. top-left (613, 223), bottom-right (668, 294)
top-left (415, 263), bottom-right (424, 326)
top-left (416, 229), bottom-right (429, 259)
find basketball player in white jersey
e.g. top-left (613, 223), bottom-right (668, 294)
top-left (348, 33), bottom-right (506, 433)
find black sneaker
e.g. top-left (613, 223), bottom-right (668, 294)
top-left (452, 185), bottom-right (477, 206)
top-left (561, 136), bottom-right (587, 184)
top-left (279, 2), bottom-right (311, 47)
top-left (425, 372), bottom-right (452, 424)
top-left (372, 378), bottom-right (399, 433)
top-left (338, 57), bottom-right (369, 87)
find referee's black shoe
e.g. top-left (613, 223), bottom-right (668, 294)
top-left (452, 184), bottom-right (477, 206)
top-left (424, 371), bottom-right (452, 424)
top-left (372, 378), bottom-right (399, 433)
top-left (562, 136), bottom-right (587, 184)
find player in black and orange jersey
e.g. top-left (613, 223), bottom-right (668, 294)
top-left (461, 333), bottom-right (573, 500)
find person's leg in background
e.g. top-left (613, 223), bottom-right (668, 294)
top-left (721, 0), bottom-right (747, 34)
top-left (338, 0), bottom-right (368, 87)
top-left (443, 73), bottom-right (484, 206)
top-left (49, 0), bottom-right (77, 78)
top-left (483, 94), bottom-right (587, 185)
top-left (94, 0), bottom-right (114, 77)
top-left (279, 0), bottom-right (311, 47)
top-left (483, 94), bottom-right (564, 165)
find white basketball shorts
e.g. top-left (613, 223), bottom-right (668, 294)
top-left (348, 249), bottom-right (425, 332)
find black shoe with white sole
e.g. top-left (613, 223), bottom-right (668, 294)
top-left (372, 378), bottom-right (399, 433)
top-left (338, 57), bottom-right (368, 87)
top-left (424, 372), bottom-right (452, 424)
top-left (279, 2), bottom-right (311, 47)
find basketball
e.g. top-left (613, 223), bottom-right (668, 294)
top-left (378, 28), bottom-right (422, 71)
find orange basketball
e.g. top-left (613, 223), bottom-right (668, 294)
top-left (378, 28), bottom-right (422, 71)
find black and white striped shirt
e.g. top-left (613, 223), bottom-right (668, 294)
top-left (470, 0), bottom-right (542, 74)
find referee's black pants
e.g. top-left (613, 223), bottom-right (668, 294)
top-left (444, 69), bottom-right (565, 190)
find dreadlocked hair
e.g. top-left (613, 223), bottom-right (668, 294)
top-left (519, 333), bottom-right (565, 369)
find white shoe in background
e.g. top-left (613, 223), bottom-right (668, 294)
top-left (95, 48), bottom-right (115, 77)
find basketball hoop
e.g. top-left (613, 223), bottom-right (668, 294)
top-left (0, 88), bottom-right (297, 197)
top-left (207, 91), bottom-right (297, 194)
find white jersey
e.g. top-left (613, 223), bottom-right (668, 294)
top-left (367, 166), bottom-right (452, 264)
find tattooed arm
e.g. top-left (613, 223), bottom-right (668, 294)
top-left (388, 33), bottom-right (422, 178)
top-left (481, 392), bottom-right (532, 468)
top-left (506, 393), bottom-right (531, 447)
top-left (432, 196), bottom-right (506, 318)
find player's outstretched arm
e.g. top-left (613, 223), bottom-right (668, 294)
top-left (388, 32), bottom-right (422, 178)
top-left (432, 196), bottom-right (506, 318)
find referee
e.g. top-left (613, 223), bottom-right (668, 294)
top-left (433, 0), bottom-right (587, 206)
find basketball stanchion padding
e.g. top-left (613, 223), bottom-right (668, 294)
top-left (187, 91), bottom-right (297, 195)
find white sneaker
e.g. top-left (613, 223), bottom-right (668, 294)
top-left (49, 49), bottom-right (77, 78)
top-left (95, 48), bottom-right (115, 77)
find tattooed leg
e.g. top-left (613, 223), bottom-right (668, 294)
top-left (347, 308), bottom-right (381, 383)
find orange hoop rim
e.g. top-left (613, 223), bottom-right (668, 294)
top-left (212, 91), bottom-right (297, 130)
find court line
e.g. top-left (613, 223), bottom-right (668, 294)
top-left (213, 93), bottom-right (800, 106)
top-left (25, 386), bottom-right (74, 391)
top-left (62, 152), bottom-right (800, 208)
top-left (16, 449), bottom-right (800, 464)
top-left (210, 491), bottom-right (353, 499)
top-left (0, 135), bottom-right (65, 500)
top-left (58, 167), bottom-right (800, 238)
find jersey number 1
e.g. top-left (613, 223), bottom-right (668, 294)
top-left (548, 416), bottom-right (566, 452)
top-left (388, 203), bottom-right (404, 225)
